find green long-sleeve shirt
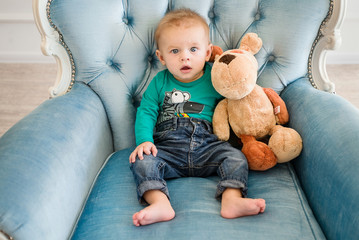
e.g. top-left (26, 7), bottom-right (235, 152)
top-left (135, 63), bottom-right (223, 145)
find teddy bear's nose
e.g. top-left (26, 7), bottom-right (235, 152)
top-left (219, 54), bottom-right (236, 65)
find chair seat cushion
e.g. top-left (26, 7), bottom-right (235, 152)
top-left (71, 148), bottom-right (325, 240)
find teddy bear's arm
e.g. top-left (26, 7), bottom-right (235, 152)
top-left (262, 88), bottom-right (289, 125)
top-left (213, 99), bottom-right (230, 141)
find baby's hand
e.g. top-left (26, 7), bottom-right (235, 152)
top-left (129, 142), bottom-right (158, 163)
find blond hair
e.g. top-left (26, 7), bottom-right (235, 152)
top-left (155, 9), bottom-right (210, 48)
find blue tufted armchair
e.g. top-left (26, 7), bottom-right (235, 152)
top-left (1, 0), bottom-right (358, 239)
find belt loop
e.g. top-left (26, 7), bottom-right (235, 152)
top-left (173, 117), bottom-right (178, 130)
top-left (206, 120), bottom-right (213, 133)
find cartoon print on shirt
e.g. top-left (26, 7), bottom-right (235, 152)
top-left (158, 89), bottom-right (205, 123)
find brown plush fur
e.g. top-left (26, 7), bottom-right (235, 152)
top-left (211, 33), bottom-right (302, 171)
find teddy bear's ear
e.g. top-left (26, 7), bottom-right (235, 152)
top-left (209, 45), bottom-right (223, 62)
top-left (239, 33), bottom-right (263, 55)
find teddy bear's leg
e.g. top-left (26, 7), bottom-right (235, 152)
top-left (240, 135), bottom-right (277, 171)
top-left (268, 125), bottom-right (303, 163)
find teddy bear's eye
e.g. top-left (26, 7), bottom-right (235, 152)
top-left (219, 54), bottom-right (236, 65)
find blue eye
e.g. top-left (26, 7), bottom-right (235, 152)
top-left (190, 47), bottom-right (197, 52)
top-left (171, 49), bottom-right (179, 54)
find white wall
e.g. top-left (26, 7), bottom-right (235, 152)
top-left (0, 0), bottom-right (53, 62)
top-left (0, 0), bottom-right (358, 63)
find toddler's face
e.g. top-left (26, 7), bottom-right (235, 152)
top-left (156, 24), bottom-right (212, 83)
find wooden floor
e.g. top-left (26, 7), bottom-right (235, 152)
top-left (0, 63), bottom-right (358, 137)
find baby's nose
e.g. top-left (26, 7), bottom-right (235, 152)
top-left (181, 51), bottom-right (190, 61)
top-left (181, 55), bottom-right (190, 61)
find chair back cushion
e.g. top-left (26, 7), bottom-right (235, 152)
top-left (49, 0), bottom-right (330, 150)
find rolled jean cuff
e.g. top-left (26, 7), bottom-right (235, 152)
top-left (137, 179), bottom-right (169, 205)
top-left (216, 178), bottom-right (248, 199)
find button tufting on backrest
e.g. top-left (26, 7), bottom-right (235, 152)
top-left (122, 15), bottom-right (134, 26)
top-left (122, 17), bottom-right (129, 25)
top-left (208, 9), bottom-right (215, 20)
top-left (149, 54), bottom-right (159, 68)
top-left (106, 59), bottom-right (113, 66)
top-left (47, 0), bottom-right (331, 151)
top-left (254, 12), bottom-right (261, 21)
top-left (106, 59), bottom-right (122, 72)
top-left (268, 55), bottom-right (276, 62)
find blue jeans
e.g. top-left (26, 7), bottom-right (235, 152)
top-left (130, 117), bottom-right (248, 204)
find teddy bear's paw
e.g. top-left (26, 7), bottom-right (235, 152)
top-left (241, 135), bottom-right (277, 171)
top-left (215, 133), bottom-right (230, 141)
top-left (269, 126), bottom-right (303, 163)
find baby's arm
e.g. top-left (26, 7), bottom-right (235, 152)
top-left (129, 141), bottom-right (158, 163)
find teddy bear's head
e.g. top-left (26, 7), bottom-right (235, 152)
top-left (211, 33), bottom-right (263, 100)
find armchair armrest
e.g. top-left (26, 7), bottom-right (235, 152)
top-left (0, 82), bottom-right (113, 240)
top-left (281, 78), bottom-right (359, 240)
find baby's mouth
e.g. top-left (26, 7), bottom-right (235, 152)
top-left (181, 66), bottom-right (192, 72)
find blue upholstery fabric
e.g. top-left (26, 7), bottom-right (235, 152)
top-left (281, 78), bottom-right (359, 240)
top-left (0, 83), bottom-right (113, 240)
top-left (1, 0), bottom-right (358, 240)
top-left (49, 0), bottom-right (328, 151)
top-left (72, 149), bottom-right (325, 240)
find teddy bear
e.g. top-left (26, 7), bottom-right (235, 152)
top-left (211, 33), bottom-right (303, 171)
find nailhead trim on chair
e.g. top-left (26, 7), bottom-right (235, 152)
top-left (0, 230), bottom-right (13, 240)
top-left (46, 0), bottom-right (76, 93)
top-left (44, 0), bottom-right (334, 93)
top-left (308, 0), bottom-right (334, 90)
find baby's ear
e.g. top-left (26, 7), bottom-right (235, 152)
top-left (156, 49), bottom-right (166, 66)
top-left (209, 45), bottom-right (223, 62)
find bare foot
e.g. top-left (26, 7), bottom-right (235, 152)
top-left (132, 190), bottom-right (175, 226)
top-left (221, 188), bottom-right (265, 219)
top-left (133, 202), bottom-right (175, 226)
